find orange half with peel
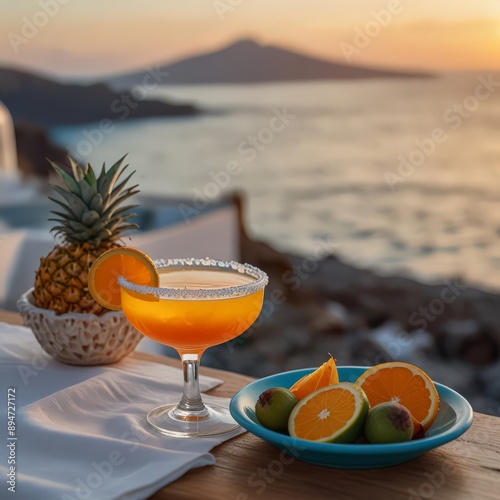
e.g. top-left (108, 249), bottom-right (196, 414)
top-left (355, 361), bottom-right (440, 434)
top-left (288, 382), bottom-right (369, 443)
top-left (88, 247), bottom-right (159, 311)
top-left (290, 356), bottom-right (339, 401)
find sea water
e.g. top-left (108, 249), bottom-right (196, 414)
top-left (51, 73), bottom-right (500, 292)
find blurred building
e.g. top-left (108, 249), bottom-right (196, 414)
top-left (0, 102), bottom-right (17, 175)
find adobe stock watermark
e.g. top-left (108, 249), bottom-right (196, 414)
top-left (408, 279), bottom-right (467, 331)
top-left (213, 0), bottom-right (243, 21)
top-left (226, 237), bottom-right (339, 351)
top-left (237, 107), bottom-right (295, 163)
top-left (178, 107), bottom-right (295, 223)
top-left (17, 349), bottom-right (50, 386)
top-left (385, 74), bottom-right (500, 191)
top-left (61, 428), bottom-right (148, 500)
top-left (361, 279), bottom-right (466, 367)
top-left (65, 66), bottom-right (169, 159)
top-left (408, 422), bottom-right (495, 500)
top-left (340, 0), bottom-right (409, 63)
top-left (407, 458), bottom-right (457, 500)
top-left (235, 438), bottom-right (307, 500)
top-left (8, 0), bottom-right (71, 53)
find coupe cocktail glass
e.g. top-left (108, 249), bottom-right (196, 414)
top-left (118, 258), bottom-right (268, 438)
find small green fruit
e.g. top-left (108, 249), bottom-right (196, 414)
top-left (255, 387), bottom-right (298, 433)
top-left (364, 402), bottom-right (414, 444)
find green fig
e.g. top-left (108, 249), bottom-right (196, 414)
top-left (255, 387), bottom-right (298, 433)
top-left (364, 402), bottom-right (414, 444)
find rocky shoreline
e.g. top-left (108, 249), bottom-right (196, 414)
top-left (203, 224), bottom-right (500, 417)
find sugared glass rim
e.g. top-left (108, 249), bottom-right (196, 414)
top-left (118, 257), bottom-right (269, 300)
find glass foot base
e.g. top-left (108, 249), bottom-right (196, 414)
top-left (147, 403), bottom-right (240, 438)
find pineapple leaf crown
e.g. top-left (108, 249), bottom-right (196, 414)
top-left (47, 155), bottom-right (140, 247)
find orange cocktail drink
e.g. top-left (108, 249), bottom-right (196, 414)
top-left (118, 257), bottom-right (268, 438)
top-left (120, 267), bottom-right (264, 356)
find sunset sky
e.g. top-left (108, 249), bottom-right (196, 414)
top-left (0, 0), bottom-right (499, 78)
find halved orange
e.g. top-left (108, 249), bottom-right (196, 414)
top-left (355, 362), bottom-right (440, 433)
top-left (289, 356), bottom-right (339, 401)
top-left (288, 382), bottom-right (369, 443)
top-left (88, 247), bottom-right (159, 311)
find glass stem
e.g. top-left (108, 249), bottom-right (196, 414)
top-left (177, 354), bottom-right (208, 415)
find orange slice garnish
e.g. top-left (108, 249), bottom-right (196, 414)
top-left (88, 247), bottom-right (159, 311)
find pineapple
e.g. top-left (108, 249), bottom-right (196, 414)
top-left (33, 156), bottom-right (139, 315)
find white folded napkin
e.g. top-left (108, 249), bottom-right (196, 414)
top-left (0, 323), bottom-right (243, 499)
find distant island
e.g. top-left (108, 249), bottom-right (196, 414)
top-left (109, 39), bottom-right (431, 89)
top-left (0, 67), bottom-right (199, 127)
top-left (0, 39), bottom-right (432, 127)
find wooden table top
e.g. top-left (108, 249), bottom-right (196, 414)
top-left (2, 310), bottom-right (499, 500)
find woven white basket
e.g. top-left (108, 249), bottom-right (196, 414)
top-left (17, 289), bottom-right (143, 365)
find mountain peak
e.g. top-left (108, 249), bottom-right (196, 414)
top-left (109, 40), bottom-right (430, 87)
top-left (225, 39), bottom-right (261, 50)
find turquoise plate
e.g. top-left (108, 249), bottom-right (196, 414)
top-left (229, 366), bottom-right (473, 469)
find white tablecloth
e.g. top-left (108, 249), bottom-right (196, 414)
top-left (0, 323), bottom-right (242, 499)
